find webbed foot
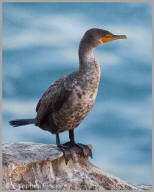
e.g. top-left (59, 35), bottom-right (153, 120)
top-left (58, 144), bottom-right (74, 164)
top-left (73, 143), bottom-right (93, 158)
top-left (57, 142), bottom-right (92, 165)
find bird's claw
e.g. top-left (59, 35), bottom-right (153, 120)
top-left (75, 143), bottom-right (93, 158)
top-left (58, 142), bottom-right (92, 165)
top-left (58, 144), bottom-right (74, 164)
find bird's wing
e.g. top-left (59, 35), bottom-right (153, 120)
top-left (35, 79), bottom-right (65, 113)
top-left (35, 73), bottom-right (78, 125)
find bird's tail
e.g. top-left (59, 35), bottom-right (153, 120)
top-left (9, 118), bottom-right (35, 127)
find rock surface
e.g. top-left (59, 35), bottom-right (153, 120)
top-left (2, 142), bottom-right (151, 190)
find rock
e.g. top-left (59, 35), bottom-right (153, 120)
top-left (2, 142), bottom-right (151, 190)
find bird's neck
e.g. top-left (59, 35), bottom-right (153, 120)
top-left (79, 43), bottom-right (94, 72)
top-left (78, 42), bottom-right (100, 77)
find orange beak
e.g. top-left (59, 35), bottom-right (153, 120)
top-left (101, 34), bottom-right (127, 43)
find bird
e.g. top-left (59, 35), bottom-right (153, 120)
top-left (9, 28), bottom-right (127, 163)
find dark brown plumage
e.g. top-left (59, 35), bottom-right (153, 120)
top-left (9, 28), bottom-right (127, 162)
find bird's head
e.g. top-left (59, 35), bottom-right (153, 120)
top-left (81, 28), bottom-right (127, 48)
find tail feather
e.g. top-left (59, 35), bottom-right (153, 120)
top-left (9, 118), bottom-right (35, 127)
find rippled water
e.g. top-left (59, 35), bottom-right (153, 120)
top-left (2, 2), bottom-right (152, 185)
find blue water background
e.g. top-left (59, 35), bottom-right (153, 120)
top-left (2, 2), bottom-right (152, 185)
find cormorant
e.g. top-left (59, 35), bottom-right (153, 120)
top-left (9, 28), bottom-right (127, 163)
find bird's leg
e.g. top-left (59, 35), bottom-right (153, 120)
top-left (56, 133), bottom-right (60, 146)
top-left (69, 129), bottom-right (93, 158)
top-left (56, 133), bottom-right (73, 164)
top-left (69, 129), bottom-right (75, 144)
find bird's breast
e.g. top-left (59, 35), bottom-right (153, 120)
top-left (52, 84), bottom-right (98, 132)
